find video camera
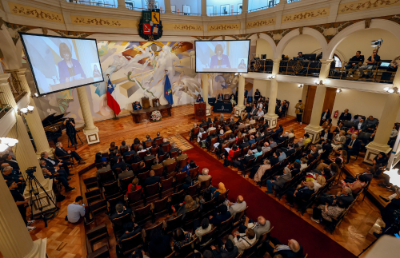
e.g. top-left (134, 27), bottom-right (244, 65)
top-left (26, 166), bottom-right (37, 177)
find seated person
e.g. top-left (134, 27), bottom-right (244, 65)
top-left (66, 196), bottom-right (93, 225)
top-left (41, 167), bottom-right (75, 192)
top-left (276, 132), bottom-right (289, 143)
top-left (295, 52), bottom-right (304, 60)
top-left (266, 167), bottom-right (292, 194)
top-left (172, 228), bottom-right (192, 250)
top-left (196, 94), bottom-right (204, 103)
top-left (269, 152), bottom-right (279, 166)
top-left (369, 152), bottom-right (388, 177)
top-left (253, 159), bottom-right (271, 182)
top-left (343, 134), bottom-right (361, 163)
top-left (253, 146), bottom-right (263, 161)
top-left (148, 229), bottom-right (172, 258)
top-left (7, 181), bottom-right (36, 231)
top-left (238, 216), bottom-right (271, 239)
top-left (195, 218), bottom-right (212, 241)
top-left (182, 176), bottom-right (195, 190)
top-left (41, 151), bottom-right (73, 175)
top-left (118, 223), bottom-right (142, 244)
top-left (216, 93), bottom-right (223, 102)
top-left (177, 195), bottom-right (198, 220)
top-left (359, 49), bottom-right (381, 78)
top-left (110, 203), bottom-right (132, 220)
top-left (209, 204), bottom-right (231, 226)
top-left (365, 116), bottom-right (379, 132)
top-left (319, 186), bottom-right (354, 207)
top-left (133, 101), bottom-right (142, 110)
top-left (263, 237), bottom-right (303, 258)
top-left (345, 51), bottom-right (364, 75)
top-left (198, 168), bottom-right (211, 183)
top-left (142, 135), bottom-right (152, 148)
top-left (303, 134), bottom-right (312, 149)
top-left (55, 142), bottom-right (85, 164)
top-left (210, 182), bottom-right (227, 198)
top-left (337, 109), bottom-right (352, 125)
top-left (211, 239), bottom-right (238, 258)
top-left (226, 195), bottom-right (247, 218)
top-left (143, 170), bottom-right (161, 186)
top-left (126, 178), bottom-right (142, 196)
top-left (234, 150), bottom-right (255, 170)
top-left (229, 228), bottom-right (256, 253)
top-left (286, 181), bottom-right (315, 205)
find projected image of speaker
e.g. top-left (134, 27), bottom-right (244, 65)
top-left (195, 40), bottom-right (251, 73)
top-left (20, 33), bottom-right (104, 96)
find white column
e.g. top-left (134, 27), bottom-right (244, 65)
top-left (279, 0), bottom-right (288, 4)
top-left (304, 59), bottom-right (333, 143)
top-left (264, 58), bottom-right (280, 128)
top-left (201, 0), bottom-right (207, 16)
top-left (242, 0), bottom-right (248, 13)
top-left (0, 174), bottom-right (47, 258)
top-left (15, 69), bottom-right (53, 157)
top-left (234, 75), bottom-right (245, 117)
top-left (201, 73), bottom-right (211, 116)
top-left (117, 0), bottom-right (126, 9)
top-left (76, 86), bottom-right (100, 144)
top-left (364, 64), bottom-right (400, 164)
top-left (164, 0), bottom-right (171, 13)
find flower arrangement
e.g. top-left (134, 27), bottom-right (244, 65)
top-left (151, 110), bottom-right (162, 122)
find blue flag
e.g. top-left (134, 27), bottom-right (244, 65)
top-left (164, 75), bottom-right (173, 105)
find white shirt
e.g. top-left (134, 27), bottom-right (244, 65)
top-left (45, 158), bottom-right (56, 165)
top-left (257, 110), bottom-right (264, 117)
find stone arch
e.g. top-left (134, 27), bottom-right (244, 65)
top-left (0, 24), bottom-right (21, 69)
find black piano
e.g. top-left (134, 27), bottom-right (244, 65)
top-left (42, 113), bottom-right (67, 145)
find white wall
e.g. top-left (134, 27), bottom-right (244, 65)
top-left (256, 38), bottom-right (273, 59)
top-left (336, 28), bottom-right (400, 63)
top-left (253, 79), bottom-right (269, 98)
top-left (206, 0), bottom-right (243, 15)
top-left (331, 89), bottom-right (400, 125)
top-left (171, 0), bottom-right (201, 14)
top-left (282, 34), bottom-right (321, 59)
top-left (276, 82), bottom-right (304, 116)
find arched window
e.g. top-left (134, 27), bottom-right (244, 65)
top-left (334, 55), bottom-right (342, 68)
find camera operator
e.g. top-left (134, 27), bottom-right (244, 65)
top-left (63, 118), bottom-right (78, 148)
top-left (374, 188), bottom-right (400, 238)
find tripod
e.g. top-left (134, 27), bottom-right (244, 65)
top-left (27, 169), bottom-right (59, 227)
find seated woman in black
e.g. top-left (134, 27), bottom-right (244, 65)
top-left (189, 160), bottom-right (197, 169)
top-left (95, 152), bottom-right (105, 164)
top-left (148, 228), bottom-right (172, 258)
top-left (254, 89), bottom-right (261, 102)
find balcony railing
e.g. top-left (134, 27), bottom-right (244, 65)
top-left (0, 104), bottom-right (12, 120)
top-left (172, 11), bottom-right (201, 16)
top-left (249, 59), bottom-right (396, 84)
top-left (65, 0), bottom-right (117, 8)
top-left (207, 12), bottom-right (241, 16)
top-left (248, 1), bottom-right (279, 13)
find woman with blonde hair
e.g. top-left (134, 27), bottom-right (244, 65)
top-left (288, 128), bottom-right (295, 138)
top-left (313, 175), bottom-right (326, 192)
top-left (211, 182), bottom-right (226, 198)
top-left (331, 130), bottom-right (346, 151)
top-left (177, 195), bottom-right (198, 220)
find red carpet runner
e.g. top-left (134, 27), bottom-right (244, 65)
top-left (183, 138), bottom-right (355, 258)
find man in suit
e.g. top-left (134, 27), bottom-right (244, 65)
top-left (248, 135), bottom-right (256, 145)
top-left (211, 239), bottom-right (238, 258)
top-left (118, 223), bottom-right (142, 245)
top-left (344, 134), bottom-right (361, 163)
top-left (319, 187), bottom-right (354, 207)
top-left (285, 144), bottom-right (295, 157)
top-left (263, 237), bottom-right (303, 258)
top-left (143, 170), bottom-right (161, 186)
top-left (2, 154), bottom-right (19, 170)
top-left (154, 132), bottom-right (162, 140)
top-left (198, 168), bottom-right (211, 183)
top-left (40, 159), bottom-right (69, 179)
top-left (142, 135), bottom-right (152, 148)
top-left (151, 159), bottom-right (164, 171)
top-left (118, 167), bottom-right (134, 180)
top-left (112, 156), bottom-right (129, 171)
top-left (209, 204), bottom-right (231, 226)
top-left (143, 151), bottom-right (155, 164)
top-left (109, 203), bottom-right (132, 220)
top-left (286, 181), bottom-right (314, 205)
top-left (41, 151), bottom-right (73, 175)
top-left (236, 150), bottom-right (255, 170)
top-left (122, 146), bottom-right (135, 158)
top-left (55, 142), bottom-right (85, 164)
top-left (268, 138), bottom-right (277, 148)
top-left (96, 163), bottom-right (111, 179)
top-left (239, 138), bottom-right (250, 149)
top-left (169, 143), bottom-right (180, 154)
top-left (266, 167), bottom-right (292, 194)
top-left (276, 132), bottom-right (289, 143)
top-left (338, 109), bottom-right (352, 125)
top-left (247, 104), bottom-right (257, 119)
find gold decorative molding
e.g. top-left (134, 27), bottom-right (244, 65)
top-left (8, 2), bottom-right (64, 23)
top-left (163, 23), bottom-right (203, 31)
top-left (339, 0), bottom-right (400, 14)
top-left (208, 23), bottom-right (240, 31)
top-left (70, 15), bottom-right (138, 28)
top-left (282, 7), bottom-right (330, 23)
top-left (246, 17), bottom-right (276, 29)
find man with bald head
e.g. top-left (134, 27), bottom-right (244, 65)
top-left (263, 237), bottom-right (303, 258)
top-left (240, 215), bottom-right (271, 239)
top-left (226, 195), bottom-right (247, 218)
top-left (198, 168), bottom-right (212, 183)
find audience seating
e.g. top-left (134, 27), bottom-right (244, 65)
top-left (87, 244), bottom-right (110, 258)
top-left (86, 224), bottom-right (109, 251)
top-left (119, 232), bottom-right (143, 256)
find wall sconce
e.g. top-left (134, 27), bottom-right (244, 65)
top-left (267, 75), bottom-right (275, 79)
top-left (18, 105), bottom-right (34, 116)
top-left (315, 80), bottom-right (325, 85)
top-left (336, 89), bottom-right (342, 93)
top-left (0, 137), bottom-right (18, 151)
top-left (384, 87), bottom-right (398, 94)
top-left (298, 84), bottom-right (304, 88)
top-left (34, 93), bottom-right (39, 97)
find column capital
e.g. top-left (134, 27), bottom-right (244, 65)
top-left (273, 58), bottom-right (282, 64)
top-left (319, 59), bottom-right (334, 65)
top-left (0, 73), bottom-right (11, 84)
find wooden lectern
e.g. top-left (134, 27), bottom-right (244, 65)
top-left (142, 97), bottom-right (150, 109)
top-left (194, 103), bottom-right (206, 121)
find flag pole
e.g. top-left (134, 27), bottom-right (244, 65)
top-left (108, 74), bottom-right (119, 120)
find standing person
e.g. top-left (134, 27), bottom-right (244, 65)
top-left (66, 196), bottom-right (93, 225)
top-left (64, 118), bottom-right (78, 148)
top-left (8, 181), bottom-right (36, 231)
top-left (244, 88), bottom-right (248, 104)
top-left (295, 100), bottom-right (305, 124)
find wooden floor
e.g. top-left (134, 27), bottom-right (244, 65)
top-left (3, 104), bottom-right (383, 258)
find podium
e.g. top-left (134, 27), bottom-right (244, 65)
top-left (142, 97), bottom-right (150, 109)
top-left (194, 103), bottom-right (206, 121)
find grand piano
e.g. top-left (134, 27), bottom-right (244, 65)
top-left (42, 113), bottom-right (67, 145)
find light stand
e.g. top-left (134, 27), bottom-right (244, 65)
top-left (26, 167), bottom-right (59, 227)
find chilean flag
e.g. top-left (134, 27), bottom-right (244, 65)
top-left (107, 79), bottom-right (121, 116)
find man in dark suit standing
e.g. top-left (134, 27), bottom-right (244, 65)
top-left (55, 142), bottom-right (85, 164)
top-left (344, 134), bottom-right (361, 163)
top-left (337, 109), bottom-right (352, 125)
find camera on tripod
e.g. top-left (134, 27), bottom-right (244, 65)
top-left (26, 166), bottom-right (37, 177)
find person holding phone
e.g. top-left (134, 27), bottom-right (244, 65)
top-left (66, 196), bottom-right (93, 225)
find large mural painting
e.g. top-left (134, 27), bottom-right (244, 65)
top-left (30, 40), bottom-right (252, 124)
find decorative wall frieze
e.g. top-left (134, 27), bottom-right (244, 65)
top-left (207, 23), bottom-right (241, 31)
top-left (311, 21), bottom-right (355, 42)
top-left (70, 15), bottom-right (138, 28)
top-left (163, 23), bottom-right (203, 31)
top-left (8, 2), bottom-right (64, 23)
top-left (282, 7), bottom-right (330, 23)
top-left (264, 28), bottom-right (296, 45)
top-left (246, 17), bottom-right (276, 29)
top-left (338, 0), bottom-right (400, 14)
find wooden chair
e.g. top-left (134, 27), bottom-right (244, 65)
top-left (171, 190), bottom-right (185, 207)
top-left (120, 175), bottom-right (135, 192)
top-left (139, 151), bottom-right (147, 159)
top-left (153, 166), bottom-right (164, 178)
top-left (144, 182), bottom-right (160, 203)
top-left (200, 178), bottom-right (212, 190)
top-left (189, 167), bottom-right (199, 180)
top-left (145, 157), bottom-right (156, 168)
top-left (87, 244), bottom-right (110, 258)
top-left (165, 161), bottom-right (177, 174)
top-left (198, 227), bottom-right (217, 250)
top-left (142, 222), bottom-right (163, 243)
top-left (84, 177), bottom-right (99, 191)
top-left (162, 144), bottom-right (171, 152)
top-left (95, 163), bottom-right (103, 169)
top-left (113, 168), bottom-right (122, 177)
top-left (158, 153), bottom-right (166, 163)
top-left (156, 138), bottom-right (164, 146)
top-left (119, 232), bottom-right (143, 256)
top-left (133, 204), bottom-right (152, 226)
top-left (132, 144), bottom-right (141, 152)
top-left (216, 215), bottom-right (233, 238)
top-left (164, 214), bottom-right (182, 235)
top-left (165, 251), bottom-right (175, 258)
top-left (256, 226), bottom-right (274, 250)
top-left (176, 237), bottom-right (198, 258)
top-left (127, 188), bottom-right (144, 209)
top-left (161, 177), bottom-right (174, 198)
top-left (124, 154), bottom-right (134, 164)
top-left (179, 157), bottom-right (189, 169)
top-left (186, 183), bottom-right (199, 198)
top-left (137, 170), bottom-right (150, 185)
top-left (150, 146), bottom-right (159, 156)
top-left (200, 198), bottom-right (215, 219)
top-left (106, 194), bottom-right (125, 213)
top-left (86, 223), bottom-right (109, 251)
top-left (89, 199), bottom-right (108, 218)
top-left (183, 206), bottom-right (200, 230)
top-left (131, 162), bottom-right (140, 171)
top-left (241, 239), bottom-right (258, 258)
top-left (99, 170), bottom-right (115, 185)
top-left (102, 181), bottom-right (121, 199)
top-left (170, 150), bottom-right (179, 158)
top-left (232, 207), bottom-right (248, 227)
top-left (216, 189), bottom-right (230, 206)
top-left (175, 172), bottom-right (187, 189)
top-left (152, 197), bottom-right (169, 220)
top-left (144, 141), bottom-right (152, 148)
top-left (85, 189), bottom-right (103, 205)
top-left (111, 212), bottom-right (132, 240)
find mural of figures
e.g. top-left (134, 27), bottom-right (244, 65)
top-left (28, 40), bottom-right (254, 124)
